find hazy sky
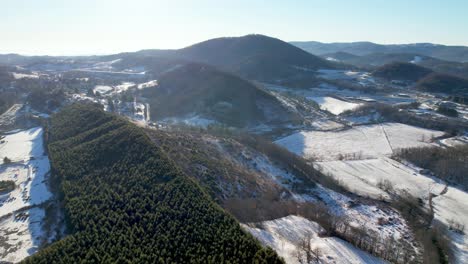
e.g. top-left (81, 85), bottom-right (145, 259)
top-left (1, 0), bottom-right (467, 55)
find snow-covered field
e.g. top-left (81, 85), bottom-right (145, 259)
top-left (276, 123), bottom-right (444, 161)
top-left (243, 215), bottom-right (388, 264)
top-left (219, 141), bottom-right (416, 261)
top-left (0, 127), bottom-right (53, 262)
top-left (93, 85), bottom-right (114, 95)
top-left (315, 157), bottom-right (444, 200)
top-left (0, 207), bottom-right (51, 263)
top-left (137, 80), bottom-right (158, 89)
top-left (433, 186), bottom-right (468, 263)
top-left (12, 72), bottom-right (39, 79)
top-left (316, 157), bottom-right (468, 263)
top-left (308, 96), bottom-right (361, 115)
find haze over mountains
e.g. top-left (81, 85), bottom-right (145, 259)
top-left (291, 41), bottom-right (468, 62)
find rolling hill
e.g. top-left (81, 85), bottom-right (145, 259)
top-left (415, 73), bottom-right (468, 94)
top-left (140, 63), bottom-right (300, 127)
top-left (121, 35), bottom-right (335, 82)
top-left (372, 62), bottom-right (433, 81)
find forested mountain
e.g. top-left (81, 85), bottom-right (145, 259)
top-left (372, 62), bottom-right (433, 81)
top-left (415, 73), bottom-right (468, 94)
top-left (24, 103), bottom-right (283, 263)
top-left (291, 41), bottom-right (468, 62)
top-left (174, 34), bottom-right (334, 80)
top-left (140, 63), bottom-right (300, 127)
top-left (114, 35), bottom-right (335, 82)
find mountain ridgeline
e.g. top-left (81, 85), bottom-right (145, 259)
top-left (175, 35), bottom-right (334, 80)
top-left (113, 35), bottom-right (335, 82)
top-left (24, 103), bottom-right (283, 263)
top-left (291, 41), bottom-right (468, 62)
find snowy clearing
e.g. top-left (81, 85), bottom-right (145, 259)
top-left (0, 207), bottom-right (50, 263)
top-left (137, 80), bottom-right (158, 89)
top-left (276, 123), bottom-right (445, 161)
top-left (12, 72), bottom-right (39, 79)
top-left (243, 215), bottom-right (388, 264)
top-left (0, 127), bottom-right (46, 165)
top-left (223, 143), bottom-right (416, 257)
top-left (315, 157), bottom-right (445, 200)
top-left (93, 85), bottom-right (113, 95)
top-left (315, 157), bottom-right (468, 263)
top-left (308, 96), bottom-right (361, 115)
top-left (0, 127), bottom-right (53, 262)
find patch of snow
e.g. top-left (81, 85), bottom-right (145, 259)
top-left (0, 208), bottom-right (48, 263)
top-left (410, 56), bottom-right (423, 64)
top-left (326, 57), bottom-right (340, 62)
top-left (93, 85), bottom-right (113, 95)
top-left (439, 136), bottom-right (468, 147)
top-left (114, 82), bottom-right (135, 93)
top-left (92, 59), bottom-right (121, 70)
top-left (243, 215), bottom-right (388, 264)
top-left (432, 186), bottom-right (468, 263)
top-left (12, 72), bottom-right (39, 79)
top-left (137, 80), bottom-right (158, 89)
top-left (308, 96), bottom-right (361, 115)
top-left (310, 119), bottom-right (344, 131)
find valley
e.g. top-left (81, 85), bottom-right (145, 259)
top-left (0, 34), bottom-right (467, 264)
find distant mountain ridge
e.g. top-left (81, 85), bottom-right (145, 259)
top-left (291, 41), bottom-right (468, 63)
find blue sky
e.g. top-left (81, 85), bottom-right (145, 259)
top-left (1, 0), bottom-right (467, 55)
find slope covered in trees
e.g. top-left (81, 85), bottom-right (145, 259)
top-left (123, 35), bottom-right (334, 82)
top-left (141, 63), bottom-right (299, 127)
top-left (396, 144), bottom-right (468, 189)
top-left (24, 103), bottom-right (282, 263)
top-left (415, 73), bottom-right (468, 94)
top-left (372, 62), bottom-right (433, 81)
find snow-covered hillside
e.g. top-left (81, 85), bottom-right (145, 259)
top-left (317, 158), bottom-right (468, 263)
top-left (276, 123), bottom-right (444, 161)
top-left (243, 215), bottom-right (388, 264)
top-left (316, 157), bottom-right (444, 200)
top-left (0, 127), bottom-right (56, 263)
